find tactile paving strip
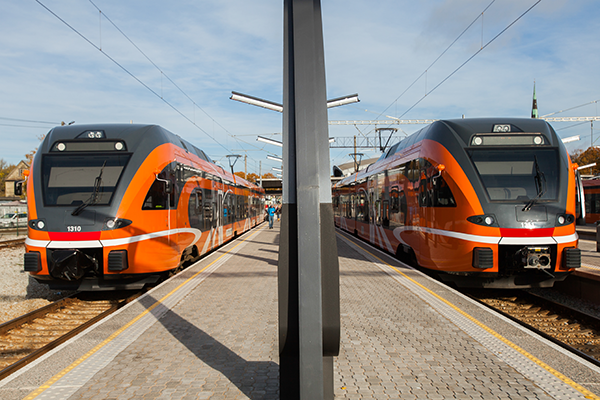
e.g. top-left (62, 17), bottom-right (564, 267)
top-left (21, 228), bottom-right (262, 400)
top-left (346, 235), bottom-right (599, 400)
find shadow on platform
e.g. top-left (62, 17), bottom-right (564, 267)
top-left (138, 294), bottom-right (279, 399)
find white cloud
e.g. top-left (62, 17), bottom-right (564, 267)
top-left (0, 0), bottom-right (598, 171)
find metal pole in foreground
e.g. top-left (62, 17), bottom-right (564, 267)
top-left (278, 0), bottom-right (340, 399)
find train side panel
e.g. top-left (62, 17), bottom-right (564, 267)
top-left (25, 124), bottom-right (264, 290)
top-left (334, 118), bottom-right (580, 288)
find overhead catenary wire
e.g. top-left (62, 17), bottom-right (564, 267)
top-left (0, 117), bottom-right (59, 125)
top-left (393, 0), bottom-right (542, 121)
top-left (376, 0), bottom-right (497, 121)
top-left (541, 100), bottom-right (600, 118)
top-left (35, 0), bottom-right (268, 165)
top-left (86, 0), bottom-right (273, 161)
top-left (87, 1), bottom-right (242, 144)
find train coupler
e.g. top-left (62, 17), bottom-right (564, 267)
top-left (49, 249), bottom-right (98, 281)
top-left (521, 246), bottom-right (551, 270)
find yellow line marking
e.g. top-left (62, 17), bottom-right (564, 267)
top-left (337, 232), bottom-right (600, 400)
top-left (23, 226), bottom-right (266, 400)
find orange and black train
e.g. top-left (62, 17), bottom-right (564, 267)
top-left (21, 124), bottom-right (265, 290)
top-left (333, 118), bottom-right (581, 288)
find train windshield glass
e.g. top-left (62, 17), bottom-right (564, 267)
top-left (468, 148), bottom-right (559, 202)
top-left (42, 154), bottom-right (131, 206)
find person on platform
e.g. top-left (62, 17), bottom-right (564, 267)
top-left (268, 204), bottom-right (276, 229)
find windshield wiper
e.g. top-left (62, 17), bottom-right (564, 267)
top-left (522, 155), bottom-right (546, 212)
top-left (72, 161), bottom-right (106, 216)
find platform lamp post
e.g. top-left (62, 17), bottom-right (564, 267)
top-left (278, 0), bottom-right (340, 399)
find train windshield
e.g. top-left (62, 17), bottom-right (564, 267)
top-left (467, 148), bottom-right (559, 202)
top-left (42, 154), bottom-right (131, 206)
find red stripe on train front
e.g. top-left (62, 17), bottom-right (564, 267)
top-left (499, 228), bottom-right (554, 238)
top-left (48, 231), bottom-right (101, 241)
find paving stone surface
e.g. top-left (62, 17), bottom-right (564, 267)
top-left (70, 226), bottom-right (281, 400)
top-left (9, 222), bottom-right (599, 399)
top-left (332, 237), bottom-right (553, 400)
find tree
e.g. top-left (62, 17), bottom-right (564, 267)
top-left (246, 173), bottom-right (258, 183)
top-left (262, 172), bottom-right (276, 179)
top-left (234, 171), bottom-right (246, 180)
top-left (24, 133), bottom-right (46, 165)
top-left (571, 147), bottom-right (600, 176)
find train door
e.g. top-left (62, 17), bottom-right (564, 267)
top-left (368, 184), bottom-right (375, 243)
top-left (217, 190), bottom-right (224, 245)
top-left (576, 170), bottom-right (586, 224)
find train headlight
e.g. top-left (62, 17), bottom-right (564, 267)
top-left (534, 136), bottom-right (543, 145)
top-left (467, 214), bottom-right (498, 227)
top-left (28, 219), bottom-right (46, 231)
top-left (103, 218), bottom-right (133, 230)
top-left (556, 214), bottom-right (574, 226)
top-left (57, 143), bottom-right (66, 151)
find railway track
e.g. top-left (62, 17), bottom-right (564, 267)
top-left (467, 289), bottom-right (600, 366)
top-left (0, 238), bottom-right (25, 249)
top-left (0, 293), bottom-right (139, 380)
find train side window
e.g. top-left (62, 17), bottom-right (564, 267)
top-left (390, 186), bottom-right (399, 213)
top-left (188, 189), bottom-right (204, 229)
top-left (382, 200), bottom-right (390, 227)
top-left (399, 191), bottom-right (407, 225)
top-left (357, 191), bottom-right (368, 222)
top-left (419, 174), bottom-right (430, 207)
top-left (203, 189), bottom-right (213, 230)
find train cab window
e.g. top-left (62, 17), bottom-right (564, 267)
top-left (431, 175), bottom-right (456, 207)
top-left (404, 160), bottom-right (420, 182)
top-left (418, 159), bottom-right (456, 208)
top-left (142, 166), bottom-right (177, 210)
top-left (42, 153), bottom-right (131, 207)
top-left (468, 148), bottom-right (559, 202)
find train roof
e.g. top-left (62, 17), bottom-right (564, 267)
top-left (334, 117), bottom-right (559, 187)
top-left (39, 123), bottom-right (262, 191)
top-left (42, 123), bottom-right (212, 160)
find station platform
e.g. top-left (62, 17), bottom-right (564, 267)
top-left (574, 225), bottom-right (600, 278)
top-left (2, 222), bottom-right (600, 399)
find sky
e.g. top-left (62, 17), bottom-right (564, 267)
top-left (1, 0), bottom-right (599, 175)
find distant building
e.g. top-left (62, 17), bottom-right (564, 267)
top-left (4, 160), bottom-right (29, 198)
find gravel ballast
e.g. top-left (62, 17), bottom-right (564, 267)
top-left (0, 245), bottom-right (73, 324)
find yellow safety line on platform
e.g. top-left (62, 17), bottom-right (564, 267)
top-left (338, 232), bottom-right (600, 400)
top-left (23, 225), bottom-right (267, 400)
